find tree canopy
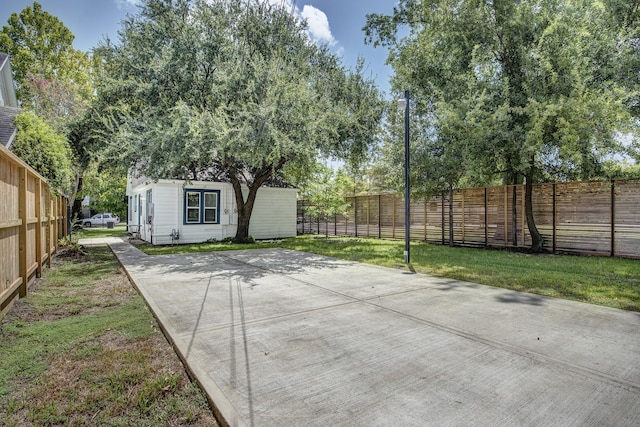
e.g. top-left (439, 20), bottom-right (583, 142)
top-left (2, 2), bottom-right (95, 206)
top-left (11, 111), bottom-right (73, 192)
top-left (365, 0), bottom-right (639, 251)
top-left (0, 1), bottom-right (92, 106)
top-left (98, 0), bottom-right (383, 242)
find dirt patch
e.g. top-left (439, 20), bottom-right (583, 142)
top-left (55, 244), bottom-right (89, 261)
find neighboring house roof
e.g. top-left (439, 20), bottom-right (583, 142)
top-left (0, 53), bottom-right (20, 147)
top-left (0, 106), bottom-right (19, 147)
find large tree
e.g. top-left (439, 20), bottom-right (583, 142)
top-left (1, 2), bottom-right (94, 210)
top-left (97, 0), bottom-right (383, 242)
top-left (365, 0), bottom-right (638, 251)
top-left (0, 1), bottom-right (92, 106)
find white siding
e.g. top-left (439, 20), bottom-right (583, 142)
top-left (248, 187), bottom-right (298, 239)
top-left (127, 175), bottom-right (297, 245)
top-left (150, 184), bottom-right (181, 245)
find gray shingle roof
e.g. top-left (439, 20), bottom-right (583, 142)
top-left (0, 106), bottom-right (20, 147)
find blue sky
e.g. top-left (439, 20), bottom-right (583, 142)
top-left (1, 0), bottom-right (397, 96)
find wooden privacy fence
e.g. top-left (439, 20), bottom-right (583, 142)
top-left (298, 179), bottom-right (640, 259)
top-left (1, 143), bottom-right (67, 320)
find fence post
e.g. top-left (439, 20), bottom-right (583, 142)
top-left (484, 187), bottom-right (488, 247)
top-left (354, 196), bottom-right (358, 237)
top-left (611, 180), bottom-right (615, 257)
top-left (367, 196), bottom-right (370, 237)
top-left (378, 195), bottom-right (381, 239)
top-left (424, 198), bottom-right (427, 241)
top-left (325, 212), bottom-right (329, 238)
top-left (35, 179), bottom-right (43, 277)
top-left (461, 190), bottom-right (465, 243)
top-left (345, 200), bottom-right (348, 235)
top-left (61, 196), bottom-right (66, 242)
top-left (392, 196), bottom-right (396, 239)
top-left (18, 167), bottom-right (28, 298)
top-left (53, 197), bottom-right (58, 253)
top-left (552, 183), bottom-right (557, 254)
top-left (521, 185), bottom-right (525, 246)
top-left (441, 192), bottom-right (445, 245)
top-left (46, 188), bottom-right (52, 267)
top-left (504, 186), bottom-right (508, 247)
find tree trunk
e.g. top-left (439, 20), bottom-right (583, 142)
top-left (236, 212), bottom-right (251, 243)
top-left (70, 175), bottom-right (84, 220)
top-left (525, 159), bottom-right (544, 252)
top-left (229, 165), bottom-right (274, 243)
top-left (230, 177), bottom-right (258, 243)
top-left (227, 157), bottom-right (291, 243)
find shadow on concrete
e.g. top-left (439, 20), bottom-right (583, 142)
top-left (431, 279), bottom-right (481, 292)
top-left (186, 275), bottom-right (212, 359)
top-left (115, 245), bottom-right (351, 287)
top-left (495, 292), bottom-right (546, 306)
top-left (234, 277), bottom-right (255, 427)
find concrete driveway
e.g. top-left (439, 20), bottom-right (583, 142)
top-left (106, 240), bottom-right (640, 427)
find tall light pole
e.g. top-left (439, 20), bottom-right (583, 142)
top-left (398, 90), bottom-right (410, 264)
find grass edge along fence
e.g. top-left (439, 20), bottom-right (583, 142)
top-left (298, 179), bottom-right (640, 259)
top-left (0, 143), bottom-right (67, 321)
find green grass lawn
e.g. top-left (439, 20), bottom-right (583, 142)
top-left (137, 235), bottom-right (640, 311)
top-left (0, 246), bottom-right (217, 426)
top-left (72, 223), bottom-right (129, 239)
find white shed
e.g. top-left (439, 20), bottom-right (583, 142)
top-left (126, 176), bottom-right (297, 245)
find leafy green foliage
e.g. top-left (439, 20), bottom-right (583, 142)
top-left (22, 73), bottom-right (91, 134)
top-left (364, 0), bottom-right (639, 251)
top-left (296, 163), bottom-right (354, 221)
top-left (603, 161), bottom-right (640, 179)
top-left (0, 1), bottom-right (92, 105)
top-left (80, 163), bottom-right (127, 220)
top-left (97, 0), bottom-right (383, 242)
top-left (10, 111), bottom-right (73, 192)
top-left (2, 1), bottom-right (98, 213)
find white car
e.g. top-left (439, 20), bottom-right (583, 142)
top-left (83, 213), bottom-right (120, 227)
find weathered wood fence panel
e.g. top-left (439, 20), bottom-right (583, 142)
top-left (0, 144), bottom-right (67, 320)
top-left (298, 179), bottom-right (640, 259)
top-left (613, 180), bottom-right (640, 258)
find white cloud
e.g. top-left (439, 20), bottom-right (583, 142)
top-left (300, 5), bottom-right (336, 46)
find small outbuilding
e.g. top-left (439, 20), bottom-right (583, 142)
top-left (126, 174), bottom-right (297, 245)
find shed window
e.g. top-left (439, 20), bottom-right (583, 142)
top-left (203, 192), bottom-right (218, 223)
top-left (184, 190), bottom-right (220, 224)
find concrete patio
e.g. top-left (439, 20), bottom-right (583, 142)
top-left (99, 238), bottom-right (640, 426)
